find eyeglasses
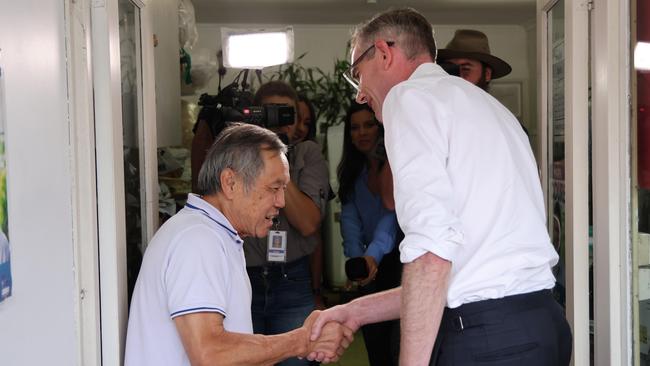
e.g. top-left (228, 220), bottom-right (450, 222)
top-left (343, 41), bottom-right (395, 91)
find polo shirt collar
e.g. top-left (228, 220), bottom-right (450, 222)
top-left (185, 193), bottom-right (243, 244)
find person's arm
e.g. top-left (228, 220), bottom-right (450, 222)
top-left (191, 120), bottom-right (214, 192)
top-left (307, 289), bottom-right (401, 362)
top-left (308, 287), bottom-right (402, 351)
top-left (174, 311), bottom-right (351, 366)
top-left (283, 181), bottom-right (321, 236)
top-left (356, 211), bottom-right (398, 286)
top-left (340, 199), bottom-right (380, 285)
top-left (400, 252), bottom-right (451, 365)
top-left (364, 211), bottom-right (398, 265)
top-left (283, 143), bottom-right (329, 236)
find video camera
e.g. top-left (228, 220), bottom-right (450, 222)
top-left (194, 70), bottom-right (295, 139)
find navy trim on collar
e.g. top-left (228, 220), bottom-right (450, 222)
top-left (185, 203), bottom-right (239, 238)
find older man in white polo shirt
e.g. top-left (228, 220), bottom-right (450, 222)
top-left (125, 124), bottom-right (352, 366)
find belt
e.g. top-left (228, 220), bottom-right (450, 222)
top-left (246, 255), bottom-right (309, 276)
top-left (440, 289), bottom-right (554, 332)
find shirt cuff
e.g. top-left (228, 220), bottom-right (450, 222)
top-left (398, 230), bottom-right (462, 264)
top-left (364, 245), bottom-right (386, 265)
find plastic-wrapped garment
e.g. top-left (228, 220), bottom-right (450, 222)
top-left (185, 48), bottom-right (218, 93)
top-left (179, 0), bottom-right (198, 50)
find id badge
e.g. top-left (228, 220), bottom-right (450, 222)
top-left (267, 230), bottom-right (287, 262)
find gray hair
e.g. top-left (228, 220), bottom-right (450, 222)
top-left (197, 123), bottom-right (287, 195)
top-left (351, 7), bottom-right (437, 61)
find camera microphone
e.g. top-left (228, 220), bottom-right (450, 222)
top-left (345, 257), bottom-right (369, 281)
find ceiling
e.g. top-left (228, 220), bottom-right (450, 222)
top-left (191, 0), bottom-right (537, 26)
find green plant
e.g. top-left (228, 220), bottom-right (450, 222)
top-left (267, 53), bottom-right (356, 135)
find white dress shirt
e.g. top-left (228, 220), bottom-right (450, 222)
top-left (383, 63), bottom-right (558, 308)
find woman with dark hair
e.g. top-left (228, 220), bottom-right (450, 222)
top-left (337, 101), bottom-right (401, 366)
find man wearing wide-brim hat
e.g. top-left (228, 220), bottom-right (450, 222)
top-left (437, 29), bottom-right (511, 91)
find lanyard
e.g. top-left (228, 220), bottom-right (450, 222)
top-left (184, 203), bottom-right (239, 238)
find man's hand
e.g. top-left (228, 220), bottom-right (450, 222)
top-left (301, 304), bottom-right (361, 362)
top-left (308, 305), bottom-right (361, 341)
top-left (299, 311), bottom-right (354, 363)
top-left (357, 256), bottom-right (378, 287)
top-left (308, 322), bottom-right (354, 363)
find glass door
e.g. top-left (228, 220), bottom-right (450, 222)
top-left (118, 0), bottom-right (147, 301)
top-left (547, 0), bottom-right (566, 310)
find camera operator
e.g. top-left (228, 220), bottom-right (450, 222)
top-left (244, 81), bottom-right (330, 366)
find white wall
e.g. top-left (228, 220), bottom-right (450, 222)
top-left (189, 24), bottom-right (353, 96)
top-left (0, 0), bottom-right (78, 364)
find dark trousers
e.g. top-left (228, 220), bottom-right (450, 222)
top-left (359, 248), bottom-right (402, 366)
top-left (429, 289), bottom-right (572, 366)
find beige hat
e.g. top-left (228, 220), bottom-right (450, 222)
top-left (437, 29), bottom-right (512, 79)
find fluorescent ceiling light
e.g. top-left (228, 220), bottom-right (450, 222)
top-left (222, 27), bottom-right (294, 69)
top-left (635, 42), bottom-right (650, 71)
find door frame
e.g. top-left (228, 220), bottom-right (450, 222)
top-left (590, 0), bottom-right (632, 364)
top-left (538, 0), bottom-right (633, 364)
top-left (88, 0), bottom-right (158, 364)
top-left (538, 0), bottom-right (590, 364)
top-left (66, 0), bottom-right (102, 364)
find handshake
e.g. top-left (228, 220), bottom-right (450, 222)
top-left (296, 307), bottom-right (360, 364)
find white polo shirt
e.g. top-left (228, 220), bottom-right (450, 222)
top-left (383, 63), bottom-right (558, 308)
top-left (125, 194), bottom-right (252, 366)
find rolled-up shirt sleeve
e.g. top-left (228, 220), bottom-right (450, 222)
top-left (382, 85), bottom-right (464, 264)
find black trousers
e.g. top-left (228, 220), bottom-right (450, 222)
top-left (359, 248), bottom-right (402, 366)
top-left (429, 289), bottom-right (572, 366)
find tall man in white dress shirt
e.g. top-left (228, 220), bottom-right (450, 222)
top-left (308, 7), bottom-right (572, 366)
top-left (125, 124), bottom-right (352, 366)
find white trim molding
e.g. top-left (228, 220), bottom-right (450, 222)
top-left (91, 0), bottom-right (129, 364)
top-left (65, 0), bottom-right (102, 364)
top-left (591, 0), bottom-right (632, 365)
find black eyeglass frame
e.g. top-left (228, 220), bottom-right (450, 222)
top-left (343, 41), bottom-right (395, 90)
